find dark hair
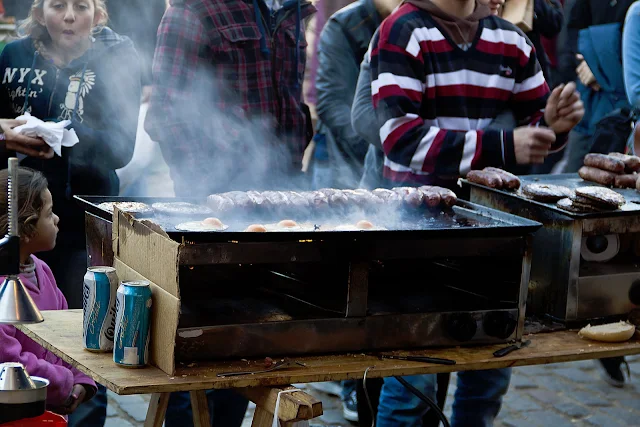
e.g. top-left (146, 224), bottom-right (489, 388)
top-left (0, 167), bottom-right (49, 238)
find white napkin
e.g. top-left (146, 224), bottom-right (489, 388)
top-left (13, 113), bottom-right (79, 157)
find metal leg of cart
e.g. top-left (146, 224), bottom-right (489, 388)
top-left (143, 386), bottom-right (323, 427)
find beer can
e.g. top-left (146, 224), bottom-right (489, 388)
top-left (113, 280), bottom-right (152, 368)
top-left (83, 267), bottom-right (119, 352)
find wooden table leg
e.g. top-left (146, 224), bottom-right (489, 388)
top-left (251, 407), bottom-right (274, 427)
top-left (144, 392), bottom-right (170, 427)
top-left (240, 386), bottom-right (323, 427)
top-left (190, 390), bottom-right (211, 427)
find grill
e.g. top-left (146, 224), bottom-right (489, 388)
top-left (465, 173), bottom-right (640, 324)
top-left (76, 194), bottom-right (541, 361)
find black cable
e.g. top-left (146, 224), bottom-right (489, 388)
top-left (363, 366), bottom-right (375, 427)
top-left (394, 376), bottom-right (451, 427)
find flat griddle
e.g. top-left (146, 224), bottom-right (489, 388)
top-left (462, 173), bottom-right (640, 219)
top-left (75, 195), bottom-right (541, 243)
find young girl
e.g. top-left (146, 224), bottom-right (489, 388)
top-left (0, 166), bottom-right (97, 414)
top-left (0, 0), bottom-right (141, 309)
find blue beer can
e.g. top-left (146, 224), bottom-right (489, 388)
top-left (83, 267), bottom-right (119, 352)
top-left (113, 280), bottom-right (153, 367)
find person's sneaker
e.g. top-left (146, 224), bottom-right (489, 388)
top-left (342, 389), bottom-right (359, 422)
top-left (307, 381), bottom-right (342, 397)
top-left (596, 357), bottom-right (630, 388)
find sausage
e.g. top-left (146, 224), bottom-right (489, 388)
top-left (483, 167), bottom-right (521, 190)
top-left (207, 194), bottom-right (236, 213)
top-left (342, 189), bottom-right (371, 207)
top-left (246, 191), bottom-right (267, 210)
top-left (303, 191), bottom-right (330, 210)
top-left (578, 166), bottom-right (617, 186)
top-left (608, 152), bottom-right (640, 173)
top-left (318, 189), bottom-right (349, 207)
top-left (583, 153), bottom-right (625, 174)
top-left (433, 187), bottom-right (458, 208)
top-left (416, 186), bottom-right (442, 208)
top-left (286, 191), bottom-right (310, 209)
top-left (261, 191), bottom-right (291, 208)
top-left (372, 188), bottom-right (403, 203)
top-left (614, 174), bottom-right (639, 189)
top-left (403, 190), bottom-right (424, 207)
top-left (466, 170), bottom-right (503, 188)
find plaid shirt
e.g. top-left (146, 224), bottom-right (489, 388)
top-left (146, 0), bottom-right (315, 195)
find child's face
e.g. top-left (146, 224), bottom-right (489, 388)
top-left (37, 0), bottom-right (99, 54)
top-left (26, 189), bottom-right (59, 253)
top-left (479, 0), bottom-right (505, 15)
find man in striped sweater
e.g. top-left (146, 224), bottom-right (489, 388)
top-left (370, 1), bottom-right (584, 426)
top-left (371, 0), bottom-right (584, 188)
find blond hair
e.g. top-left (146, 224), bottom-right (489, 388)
top-left (19, 0), bottom-right (109, 39)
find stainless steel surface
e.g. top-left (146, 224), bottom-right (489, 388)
top-left (577, 264), bottom-right (640, 319)
top-left (0, 277), bottom-right (44, 324)
top-left (0, 157), bottom-right (44, 324)
top-left (466, 173), bottom-right (640, 322)
top-left (0, 363), bottom-right (36, 391)
top-left (0, 363), bottom-right (48, 405)
top-left (0, 378), bottom-right (48, 404)
top-left (7, 158), bottom-right (16, 238)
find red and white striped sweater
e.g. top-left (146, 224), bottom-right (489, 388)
top-left (371, 3), bottom-right (565, 185)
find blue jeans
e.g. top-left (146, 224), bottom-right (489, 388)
top-left (376, 369), bottom-right (511, 427)
top-left (69, 384), bottom-right (248, 427)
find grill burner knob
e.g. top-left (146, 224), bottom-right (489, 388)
top-left (629, 280), bottom-right (640, 306)
top-left (445, 313), bottom-right (477, 342)
top-left (483, 312), bottom-right (517, 339)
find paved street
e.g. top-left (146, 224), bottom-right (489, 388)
top-left (104, 355), bottom-right (640, 426)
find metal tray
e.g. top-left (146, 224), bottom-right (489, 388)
top-left (75, 195), bottom-right (542, 243)
top-left (462, 173), bottom-right (640, 219)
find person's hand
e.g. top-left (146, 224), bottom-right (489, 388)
top-left (51, 384), bottom-right (87, 415)
top-left (0, 119), bottom-right (54, 159)
top-left (575, 54), bottom-right (600, 91)
top-left (513, 127), bottom-right (556, 164)
top-left (544, 82), bottom-right (584, 134)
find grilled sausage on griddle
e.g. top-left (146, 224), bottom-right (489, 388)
top-left (207, 194), bottom-right (236, 213)
top-left (483, 167), bottom-right (521, 190)
top-left (433, 187), bottom-right (458, 208)
top-left (583, 153), bottom-right (626, 174)
top-left (416, 186), bottom-right (442, 208)
top-left (466, 170), bottom-right (503, 188)
top-left (578, 166), bottom-right (617, 186)
top-left (608, 152), bottom-right (640, 173)
top-left (614, 174), bottom-right (639, 189)
top-left (372, 188), bottom-right (403, 202)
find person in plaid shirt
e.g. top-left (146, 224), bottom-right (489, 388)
top-left (146, 0), bottom-right (316, 197)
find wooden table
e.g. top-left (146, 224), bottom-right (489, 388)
top-left (18, 310), bottom-right (640, 425)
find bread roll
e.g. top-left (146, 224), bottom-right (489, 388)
top-left (578, 321), bottom-right (636, 342)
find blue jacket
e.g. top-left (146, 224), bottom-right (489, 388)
top-left (575, 23), bottom-right (631, 135)
top-left (0, 28), bottom-right (141, 233)
top-left (314, 0), bottom-right (381, 189)
top-left (623, 1), bottom-right (640, 108)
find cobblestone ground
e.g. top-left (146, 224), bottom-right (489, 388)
top-left (104, 355), bottom-right (640, 426)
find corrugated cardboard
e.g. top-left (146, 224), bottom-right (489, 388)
top-left (112, 208), bottom-right (182, 375)
top-left (113, 209), bottom-right (181, 298)
top-left (500, 0), bottom-right (534, 32)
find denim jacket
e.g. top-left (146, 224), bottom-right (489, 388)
top-left (314, 0), bottom-right (381, 189)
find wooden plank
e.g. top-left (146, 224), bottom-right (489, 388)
top-left (16, 310), bottom-right (640, 395)
top-left (144, 393), bottom-right (169, 427)
top-left (238, 386), bottom-right (322, 422)
top-left (190, 390), bottom-right (210, 427)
